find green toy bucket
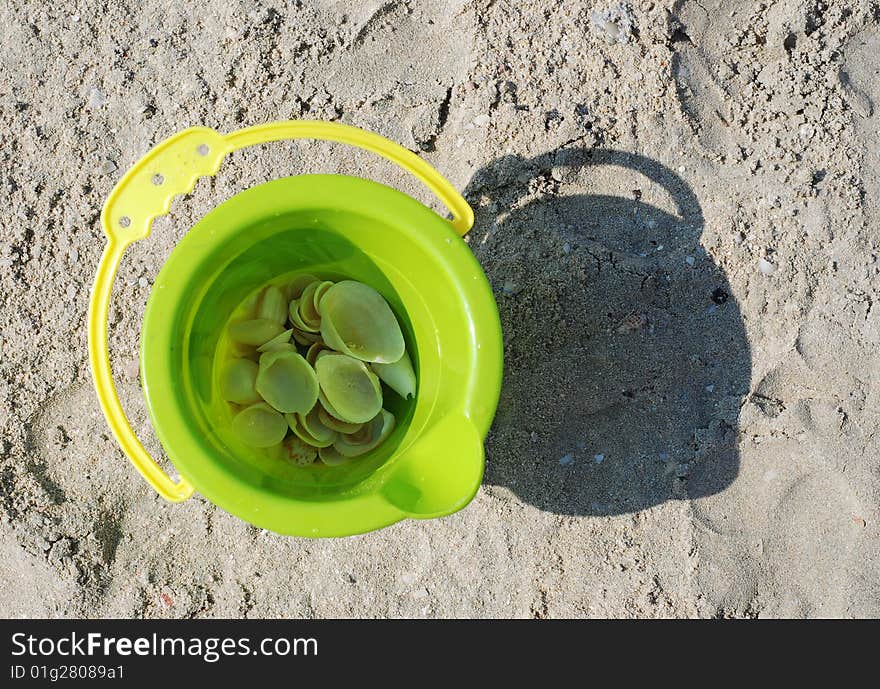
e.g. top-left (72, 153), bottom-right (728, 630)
top-left (87, 121), bottom-right (503, 537)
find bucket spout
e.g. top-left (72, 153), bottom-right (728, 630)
top-left (381, 415), bottom-right (484, 518)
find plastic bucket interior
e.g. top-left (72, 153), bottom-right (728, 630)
top-left (140, 173), bottom-right (503, 537)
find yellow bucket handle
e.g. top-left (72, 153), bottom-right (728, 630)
top-left (88, 121), bottom-right (475, 502)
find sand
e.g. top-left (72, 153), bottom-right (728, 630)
top-left (1, 0), bottom-right (878, 618)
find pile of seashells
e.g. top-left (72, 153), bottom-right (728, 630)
top-left (219, 275), bottom-right (415, 466)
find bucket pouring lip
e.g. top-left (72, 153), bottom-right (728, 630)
top-left (380, 414), bottom-right (485, 520)
top-left (141, 173), bottom-right (503, 537)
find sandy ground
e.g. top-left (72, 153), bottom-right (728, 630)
top-left (1, 0), bottom-right (879, 618)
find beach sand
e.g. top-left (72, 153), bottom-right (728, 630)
top-left (1, 0), bottom-right (878, 617)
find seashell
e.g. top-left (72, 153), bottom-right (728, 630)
top-left (372, 350), bottom-right (416, 399)
top-left (290, 329), bottom-right (308, 347)
top-left (227, 338), bottom-right (258, 359)
top-left (317, 445), bottom-right (352, 466)
top-left (231, 402), bottom-right (288, 447)
top-left (257, 328), bottom-right (293, 352)
top-left (298, 405), bottom-right (337, 444)
top-left (305, 341), bottom-right (328, 367)
top-left (292, 331), bottom-right (322, 347)
top-left (301, 330), bottom-right (323, 345)
top-left (284, 412), bottom-right (335, 448)
top-left (336, 422), bottom-right (373, 448)
top-left (332, 409), bottom-right (395, 458)
top-left (289, 299), bottom-right (319, 333)
top-left (279, 434), bottom-right (317, 466)
top-left (312, 281), bottom-right (334, 315)
top-left (317, 406), bottom-right (364, 434)
top-left (229, 318), bottom-right (286, 346)
top-left (238, 289), bottom-right (262, 319)
top-left (264, 343), bottom-right (298, 355)
top-left (255, 350), bottom-right (319, 414)
top-left (219, 358), bottom-right (261, 405)
top-left (284, 273), bottom-right (320, 301)
top-left (315, 353), bottom-right (382, 423)
top-left (298, 281), bottom-right (322, 330)
top-left (319, 409), bottom-right (396, 462)
top-left (256, 285), bottom-right (287, 325)
top-left (319, 281), bottom-right (405, 363)
top-left (318, 389), bottom-right (351, 423)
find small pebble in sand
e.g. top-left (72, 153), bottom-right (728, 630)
top-left (594, 453), bottom-right (604, 464)
top-left (68, 248), bottom-right (79, 263)
top-left (100, 159), bottom-right (118, 174)
top-left (590, 5), bottom-right (634, 44)
top-left (599, 19), bottom-right (620, 40)
top-left (706, 384), bottom-right (715, 393)
top-left (685, 255), bottom-right (695, 266)
top-left (758, 257), bottom-right (777, 275)
top-left (711, 288), bottom-right (729, 304)
top-left (559, 453), bottom-right (574, 466)
top-left (64, 211), bottom-right (81, 231)
top-left (87, 87), bottom-right (105, 109)
top-left (562, 242), bottom-right (571, 254)
top-left (66, 285), bottom-right (77, 300)
top-left (501, 280), bottom-right (520, 296)
top-left (138, 277), bottom-right (149, 289)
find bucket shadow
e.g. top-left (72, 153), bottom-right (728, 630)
top-left (465, 149), bottom-right (750, 516)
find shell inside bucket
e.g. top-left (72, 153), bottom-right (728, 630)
top-left (208, 260), bottom-right (418, 489)
top-left (141, 174), bottom-right (501, 535)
